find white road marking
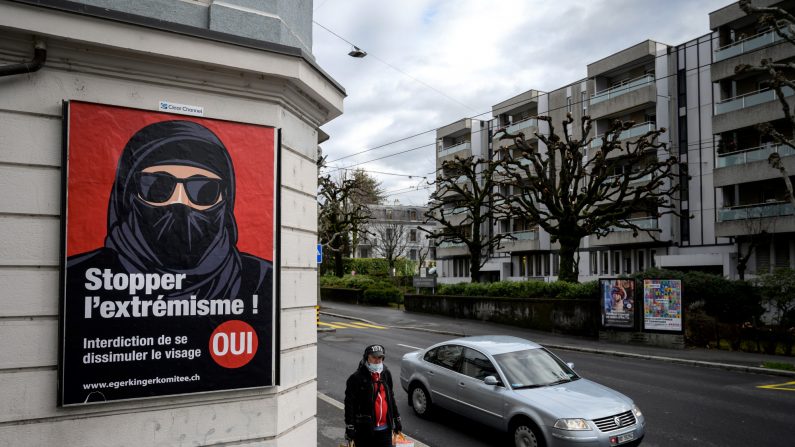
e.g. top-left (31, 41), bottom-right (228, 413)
top-left (397, 343), bottom-right (422, 350)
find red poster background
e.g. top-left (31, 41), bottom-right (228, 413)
top-left (66, 101), bottom-right (274, 261)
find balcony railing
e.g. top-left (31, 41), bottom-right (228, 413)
top-left (500, 229), bottom-right (539, 241)
top-left (438, 141), bottom-right (471, 157)
top-left (717, 143), bottom-right (795, 167)
top-left (603, 172), bottom-right (653, 185)
top-left (608, 217), bottom-right (659, 232)
top-left (438, 241), bottom-right (467, 248)
top-left (715, 87), bottom-right (795, 115)
top-left (591, 74), bottom-right (655, 105)
top-left (714, 27), bottom-right (793, 62)
top-left (591, 122), bottom-right (656, 149)
top-left (718, 202), bottom-right (795, 221)
top-left (504, 117), bottom-right (538, 136)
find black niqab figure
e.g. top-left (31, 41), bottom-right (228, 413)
top-left (67, 120), bottom-right (271, 301)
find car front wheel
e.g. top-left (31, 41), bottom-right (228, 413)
top-left (409, 383), bottom-right (432, 418)
top-left (513, 422), bottom-right (542, 447)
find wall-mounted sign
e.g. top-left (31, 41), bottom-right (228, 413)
top-left (59, 101), bottom-right (279, 406)
top-left (643, 279), bottom-right (683, 332)
top-left (158, 100), bottom-right (204, 117)
top-left (600, 278), bottom-right (636, 330)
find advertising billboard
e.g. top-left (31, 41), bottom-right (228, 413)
top-left (600, 278), bottom-right (636, 329)
top-left (59, 101), bottom-right (278, 405)
top-left (643, 279), bottom-right (683, 332)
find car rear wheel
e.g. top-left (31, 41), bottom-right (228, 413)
top-left (409, 383), bottom-right (432, 418)
top-left (513, 422), bottom-right (542, 447)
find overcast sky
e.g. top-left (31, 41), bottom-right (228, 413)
top-left (312, 0), bottom-right (730, 206)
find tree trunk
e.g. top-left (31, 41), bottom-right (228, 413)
top-left (469, 249), bottom-right (481, 283)
top-left (557, 234), bottom-right (581, 283)
top-left (737, 263), bottom-right (746, 281)
top-left (334, 251), bottom-right (344, 278)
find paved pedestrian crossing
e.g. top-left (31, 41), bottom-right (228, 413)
top-left (317, 321), bottom-right (387, 330)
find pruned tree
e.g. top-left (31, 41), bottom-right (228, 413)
top-left (421, 155), bottom-right (513, 282)
top-left (736, 213), bottom-right (771, 280)
top-left (317, 157), bottom-right (372, 277)
top-left (736, 0), bottom-right (795, 207)
top-left (372, 222), bottom-right (410, 275)
top-left (498, 114), bottom-right (679, 283)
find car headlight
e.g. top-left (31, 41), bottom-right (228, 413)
top-left (554, 418), bottom-right (591, 431)
top-left (632, 404), bottom-right (643, 418)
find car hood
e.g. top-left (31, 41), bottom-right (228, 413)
top-left (512, 378), bottom-right (633, 420)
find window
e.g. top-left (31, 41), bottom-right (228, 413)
top-left (650, 250), bottom-right (657, 268)
top-left (410, 230), bottom-right (417, 242)
top-left (461, 348), bottom-right (499, 381)
top-left (678, 115), bottom-right (688, 156)
top-left (551, 253), bottom-right (558, 276)
top-left (681, 209), bottom-right (690, 242)
top-left (386, 228), bottom-right (394, 240)
top-left (386, 208), bottom-right (393, 219)
top-left (582, 91), bottom-right (588, 115)
top-left (410, 249), bottom-right (417, 260)
top-left (519, 256), bottom-right (527, 277)
top-left (590, 252), bottom-right (598, 275)
top-left (601, 251), bottom-right (609, 274)
top-left (613, 252), bottom-right (620, 274)
top-left (624, 256), bottom-right (632, 274)
top-left (409, 209), bottom-right (417, 220)
top-left (566, 96), bottom-right (572, 113)
top-left (775, 242), bottom-right (790, 268)
top-left (637, 250), bottom-right (645, 272)
top-left (429, 248), bottom-right (436, 260)
top-left (425, 345), bottom-right (463, 371)
top-left (360, 247), bottom-right (370, 258)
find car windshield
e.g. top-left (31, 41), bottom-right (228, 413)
top-left (494, 348), bottom-right (580, 389)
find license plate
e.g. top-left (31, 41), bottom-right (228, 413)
top-left (617, 432), bottom-right (635, 444)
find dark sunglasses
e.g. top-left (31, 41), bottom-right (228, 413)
top-left (135, 172), bottom-right (224, 206)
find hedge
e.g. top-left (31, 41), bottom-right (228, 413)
top-left (437, 280), bottom-right (598, 300)
top-left (321, 257), bottom-right (417, 277)
top-left (362, 287), bottom-right (403, 306)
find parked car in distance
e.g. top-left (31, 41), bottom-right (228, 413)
top-left (400, 335), bottom-right (645, 447)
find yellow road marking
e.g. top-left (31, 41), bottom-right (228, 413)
top-left (348, 322), bottom-right (387, 329)
top-left (317, 322), bottom-right (347, 329)
top-left (757, 381), bottom-right (795, 391)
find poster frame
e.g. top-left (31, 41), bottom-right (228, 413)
top-left (598, 277), bottom-right (639, 331)
top-left (641, 278), bottom-right (684, 335)
top-left (57, 100), bottom-right (282, 406)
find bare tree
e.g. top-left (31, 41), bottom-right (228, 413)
top-left (372, 222), bottom-right (410, 275)
top-left (736, 0), bottom-right (795, 206)
top-left (421, 155), bottom-right (513, 282)
top-left (317, 157), bottom-right (372, 277)
top-left (498, 114), bottom-right (679, 283)
top-left (736, 213), bottom-right (771, 280)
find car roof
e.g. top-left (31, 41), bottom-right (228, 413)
top-left (432, 335), bottom-right (543, 356)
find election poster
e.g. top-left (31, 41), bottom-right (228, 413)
top-left (643, 279), bottom-right (683, 332)
top-left (58, 101), bottom-right (278, 406)
top-left (600, 278), bottom-right (636, 329)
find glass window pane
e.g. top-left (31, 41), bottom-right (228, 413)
top-left (461, 348), bottom-right (498, 381)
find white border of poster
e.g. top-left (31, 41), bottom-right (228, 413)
top-left (643, 279), bottom-right (683, 332)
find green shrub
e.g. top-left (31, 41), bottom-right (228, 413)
top-left (362, 287), bottom-right (402, 306)
top-left (436, 280), bottom-right (598, 300)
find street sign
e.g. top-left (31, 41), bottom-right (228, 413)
top-left (316, 244), bottom-right (323, 263)
top-left (412, 276), bottom-right (436, 288)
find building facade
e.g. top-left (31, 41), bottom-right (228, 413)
top-left (354, 204), bottom-right (437, 269)
top-left (0, 0), bottom-right (343, 445)
top-left (434, 0), bottom-right (795, 282)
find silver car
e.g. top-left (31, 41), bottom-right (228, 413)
top-left (400, 336), bottom-right (645, 447)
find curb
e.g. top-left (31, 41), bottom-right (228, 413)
top-left (319, 311), bottom-right (795, 378)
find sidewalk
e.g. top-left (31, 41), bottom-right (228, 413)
top-left (320, 301), bottom-right (795, 378)
top-left (317, 393), bottom-right (429, 447)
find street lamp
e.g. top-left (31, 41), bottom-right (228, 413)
top-left (348, 46), bottom-right (367, 58)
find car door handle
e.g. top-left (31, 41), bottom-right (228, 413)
top-left (425, 370), bottom-right (434, 376)
top-left (458, 382), bottom-right (466, 387)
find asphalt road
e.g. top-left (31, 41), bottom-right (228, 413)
top-left (317, 317), bottom-right (795, 447)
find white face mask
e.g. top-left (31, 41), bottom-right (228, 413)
top-left (366, 361), bottom-right (384, 373)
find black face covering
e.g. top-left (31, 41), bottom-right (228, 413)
top-left (105, 120), bottom-right (242, 300)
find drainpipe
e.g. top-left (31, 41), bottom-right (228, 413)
top-left (0, 39), bottom-right (46, 77)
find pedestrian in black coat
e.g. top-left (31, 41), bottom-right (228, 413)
top-left (344, 345), bottom-right (402, 447)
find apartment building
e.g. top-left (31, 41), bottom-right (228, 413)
top-left (435, 0), bottom-right (795, 282)
top-left (354, 204), bottom-right (437, 266)
top-left (710, 0), bottom-right (795, 275)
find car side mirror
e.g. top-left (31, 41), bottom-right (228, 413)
top-left (567, 362), bottom-right (575, 370)
top-left (484, 375), bottom-right (500, 386)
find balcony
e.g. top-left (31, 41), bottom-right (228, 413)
top-left (591, 122), bottom-right (656, 149)
top-left (438, 141), bottom-right (471, 157)
top-left (714, 27), bottom-right (792, 62)
top-left (715, 87), bottom-right (795, 115)
top-left (591, 217), bottom-right (660, 246)
top-left (495, 117), bottom-right (539, 149)
top-left (437, 240), bottom-right (469, 257)
top-left (496, 229), bottom-right (540, 253)
top-left (718, 201), bottom-right (795, 221)
top-left (717, 143), bottom-right (795, 168)
top-left (591, 74), bottom-right (655, 105)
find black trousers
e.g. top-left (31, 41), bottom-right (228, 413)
top-left (353, 428), bottom-right (391, 447)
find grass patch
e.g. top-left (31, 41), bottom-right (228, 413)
top-left (762, 361), bottom-right (795, 372)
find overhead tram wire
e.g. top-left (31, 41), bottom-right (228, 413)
top-left (321, 33), bottom-right (773, 171)
top-left (313, 21), bottom-right (476, 115)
